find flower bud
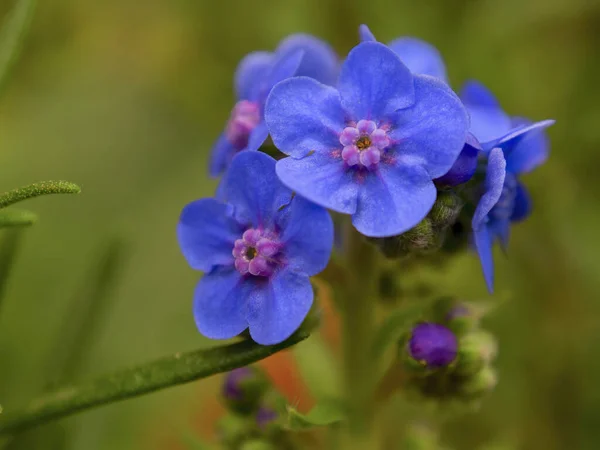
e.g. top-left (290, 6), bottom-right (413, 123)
top-left (445, 302), bottom-right (480, 335)
top-left (217, 413), bottom-right (255, 449)
top-left (459, 366), bottom-right (498, 399)
top-left (222, 367), bottom-right (270, 415)
top-left (428, 190), bottom-right (464, 231)
top-left (455, 331), bottom-right (497, 376)
top-left (407, 323), bottom-right (458, 368)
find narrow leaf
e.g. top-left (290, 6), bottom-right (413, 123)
top-left (371, 302), bottom-right (431, 367)
top-left (0, 328), bottom-right (312, 435)
top-left (0, 0), bottom-right (37, 98)
top-left (286, 400), bottom-right (346, 431)
top-left (0, 209), bottom-right (37, 227)
top-left (0, 181), bottom-right (80, 209)
top-left (0, 229), bottom-right (23, 315)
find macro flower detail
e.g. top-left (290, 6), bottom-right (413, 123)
top-left (359, 24), bottom-right (448, 81)
top-left (265, 41), bottom-right (469, 237)
top-left (178, 151), bottom-right (334, 345)
top-left (408, 323), bottom-right (458, 368)
top-left (210, 35), bottom-right (339, 177)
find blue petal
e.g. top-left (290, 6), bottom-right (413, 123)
top-left (484, 119), bottom-right (554, 174)
top-left (489, 218), bottom-right (511, 252)
top-left (460, 80), bottom-right (512, 143)
top-left (359, 24), bottom-right (377, 42)
top-left (193, 267), bottom-right (248, 340)
top-left (246, 121), bottom-right (269, 152)
top-left (276, 34), bottom-right (339, 86)
top-left (209, 133), bottom-right (237, 177)
top-left (177, 198), bottom-right (242, 272)
top-left (472, 148), bottom-right (506, 230)
top-left (351, 163), bottom-right (437, 237)
top-left (281, 196), bottom-right (334, 276)
top-left (261, 49), bottom-right (305, 103)
top-left (220, 152), bottom-right (293, 228)
top-left (276, 151), bottom-right (359, 215)
top-left (473, 226), bottom-right (495, 293)
top-left (388, 37), bottom-right (448, 81)
top-left (265, 76), bottom-right (345, 158)
top-left (338, 42), bottom-right (415, 119)
top-left (247, 269), bottom-right (313, 345)
top-left (389, 75), bottom-right (469, 179)
top-left (235, 51), bottom-right (274, 101)
top-left (434, 137), bottom-right (479, 186)
top-left (511, 181), bottom-right (532, 222)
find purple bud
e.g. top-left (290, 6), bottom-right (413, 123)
top-left (435, 133), bottom-right (480, 186)
top-left (256, 406), bottom-right (278, 429)
top-left (222, 366), bottom-right (270, 415)
top-left (223, 367), bottom-right (253, 400)
top-left (408, 323), bottom-right (458, 368)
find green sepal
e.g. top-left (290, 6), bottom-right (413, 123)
top-left (285, 400), bottom-right (346, 431)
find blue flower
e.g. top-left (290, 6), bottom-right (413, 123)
top-left (178, 152), bottom-right (334, 345)
top-left (358, 24), bottom-right (448, 82)
top-left (210, 34), bottom-right (339, 177)
top-left (408, 323), bottom-right (458, 368)
top-left (464, 81), bottom-right (555, 291)
top-left (264, 42), bottom-right (469, 237)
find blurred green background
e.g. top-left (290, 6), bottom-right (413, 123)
top-left (0, 0), bottom-right (599, 449)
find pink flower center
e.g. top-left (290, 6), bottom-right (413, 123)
top-left (225, 101), bottom-right (261, 150)
top-left (339, 119), bottom-right (391, 168)
top-left (232, 228), bottom-right (281, 277)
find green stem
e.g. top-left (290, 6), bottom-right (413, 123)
top-left (341, 224), bottom-right (379, 445)
top-left (0, 328), bottom-right (311, 436)
top-left (0, 181), bottom-right (80, 209)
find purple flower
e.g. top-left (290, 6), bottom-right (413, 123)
top-left (265, 42), bottom-right (469, 237)
top-left (359, 25), bottom-right (448, 82)
top-left (210, 35), bottom-right (339, 177)
top-left (178, 152), bottom-right (334, 345)
top-left (464, 81), bottom-right (555, 292)
top-left (408, 323), bottom-right (458, 368)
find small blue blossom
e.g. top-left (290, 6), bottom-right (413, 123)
top-left (178, 152), bottom-right (334, 345)
top-left (464, 81), bottom-right (555, 292)
top-left (265, 41), bottom-right (469, 237)
top-left (358, 24), bottom-right (448, 82)
top-left (408, 323), bottom-right (458, 368)
top-left (210, 34), bottom-right (339, 177)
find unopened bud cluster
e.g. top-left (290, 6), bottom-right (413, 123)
top-left (218, 367), bottom-right (297, 450)
top-left (400, 298), bottom-right (498, 403)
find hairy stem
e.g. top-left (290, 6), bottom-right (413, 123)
top-left (0, 181), bottom-right (80, 209)
top-left (0, 328), bottom-right (311, 436)
top-left (341, 224), bottom-right (379, 445)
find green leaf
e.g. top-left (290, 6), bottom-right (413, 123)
top-left (286, 400), bottom-right (346, 431)
top-left (371, 302), bottom-right (431, 367)
top-left (0, 181), bottom-right (80, 209)
top-left (0, 327), bottom-right (313, 435)
top-left (0, 0), bottom-right (37, 99)
top-left (0, 229), bottom-right (23, 315)
top-left (293, 333), bottom-right (340, 399)
top-left (0, 209), bottom-right (37, 227)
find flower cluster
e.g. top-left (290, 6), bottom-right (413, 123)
top-left (178, 25), bottom-right (554, 345)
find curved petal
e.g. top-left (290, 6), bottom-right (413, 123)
top-left (193, 267), bottom-right (248, 339)
top-left (351, 163), bottom-right (437, 237)
top-left (388, 37), bottom-right (447, 81)
top-left (511, 181), bottom-right (532, 222)
top-left (434, 138), bottom-right (479, 186)
top-left (489, 218), bottom-right (511, 252)
top-left (473, 226), bottom-right (495, 293)
top-left (460, 80), bottom-right (512, 143)
top-left (276, 34), bottom-right (339, 86)
top-left (338, 41), bottom-right (415, 119)
top-left (235, 51), bottom-right (274, 101)
top-left (389, 75), bottom-right (469, 178)
top-left (281, 196), bottom-right (333, 276)
top-left (276, 152), bottom-right (359, 214)
top-left (247, 269), bottom-right (313, 345)
top-left (220, 152), bottom-right (293, 228)
top-left (359, 24), bottom-right (377, 42)
top-left (265, 77), bottom-right (345, 158)
top-left (209, 133), bottom-right (237, 177)
top-left (472, 148), bottom-right (506, 230)
top-left (245, 121), bottom-right (269, 152)
top-left (485, 119), bottom-right (554, 174)
top-left (261, 49), bottom-right (305, 103)
top-left (177, 198), bottom-right (242, 272)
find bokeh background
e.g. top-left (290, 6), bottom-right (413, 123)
top-left (0, 0), bottom-right (599, 449)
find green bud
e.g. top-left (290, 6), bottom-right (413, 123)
top-left (222, 367), bottom-right (271, 415)
top-left (455, 331), bottom-right (498, 376)
top-left (429, 190), bottom-right (463, 230)
top-left (217, 413), bottom-right (255, 449)
top-left (459, 366), bottom-right (498, 399)
top-left (400, 219), bottom-right (437, 252)
top-left (445, 303), bottom-right (481, 336)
